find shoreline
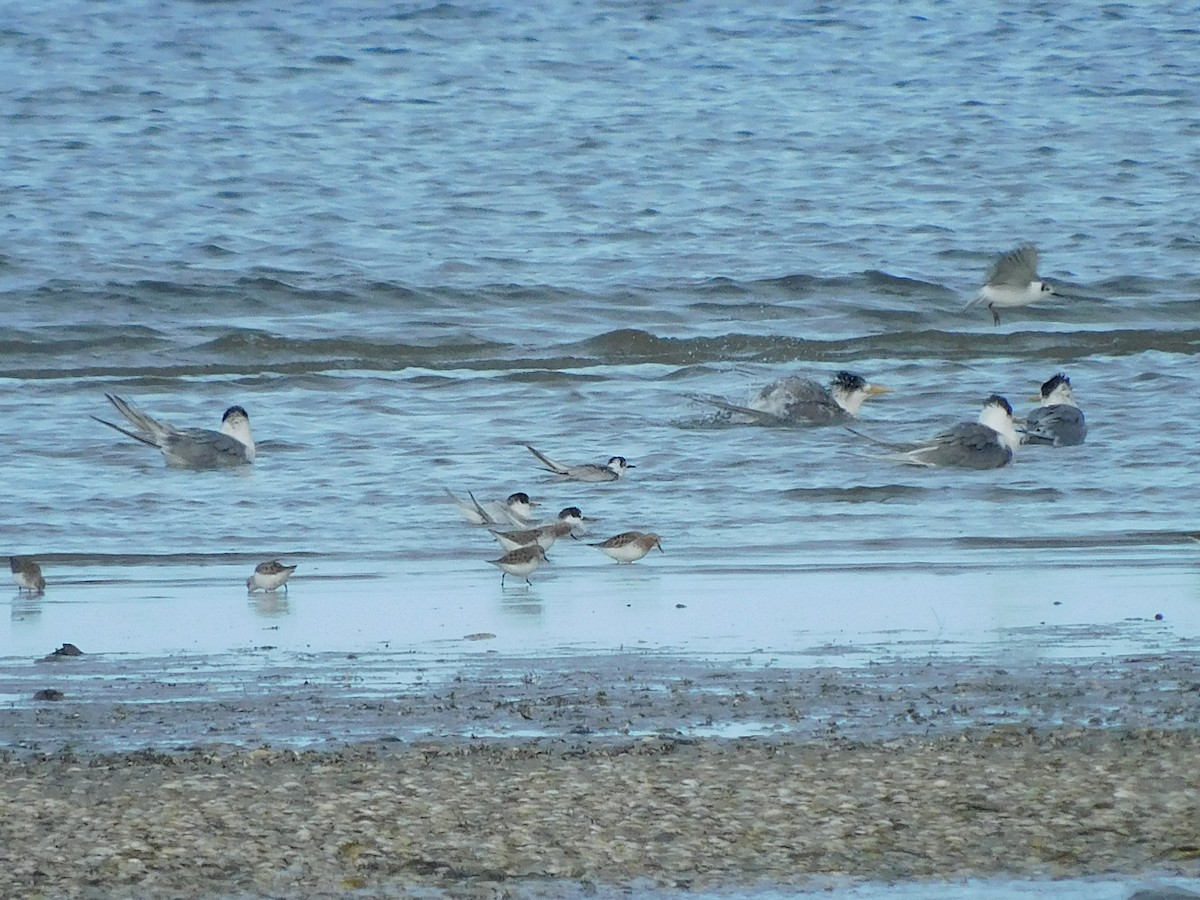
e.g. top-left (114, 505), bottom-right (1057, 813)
top-left (2, 651), bottom-right (1199, 897)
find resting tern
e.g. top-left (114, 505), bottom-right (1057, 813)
top-left (1021, 373), bottom-right (1087, 446)
top-left (92, 394), bottom-right (255, 468)
top-left (525, 445), bottom-right (634, 483)
top-left (859, 395), bottom-right (1021, 469)
top-left (447, 490), bottom-right (537, 527)
top-left (692, 371), bottom-right (891, 426)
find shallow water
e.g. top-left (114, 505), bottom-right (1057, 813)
top-left (4, 1), bottom-right (1200, 666)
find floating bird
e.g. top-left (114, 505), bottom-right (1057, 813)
top-left (692, 371), bottom-right (891, 426)
top-left (10, 557), bottom-right (45, 594)
top-left (246, 560), bottom-right (297, 593)
top-left (447, 489), bottom-right (537, 527)
top-left (488, 544), bottom-right (548, 585)
top-left (490, 507), bottom-right (590, 552)
top-left (963, 245), bottom-right (1054, 326)
top-left (590, 531), bottom-right (664, 563)
top-left (1021, 373), bottom-right (1087, 446)
top-left (92, 394), bottom-right (255, 467)
top-left (525, 445), bottom-right (634, 482)
top-left (858, 395), bottom-right (1021, 469)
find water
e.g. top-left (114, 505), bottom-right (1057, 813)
top-left (4, 1), bottom-right (1200, 662)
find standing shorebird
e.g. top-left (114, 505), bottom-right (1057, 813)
top-left (11, 557), bottom-right (46, 594)
top-left (590, 531), bottom-right (664, 564)
top-left (246, 560), bottom-right (297, 593)
top-left (488, 544), bottom-right (548, 585)
top-left (963, 245), bottom-right (1054, 326)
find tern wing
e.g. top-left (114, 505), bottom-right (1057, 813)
top-left (987, 245), bottom-right (1039, 287)
top-left (908, 423), bottom-right (1011, 469)
top-left (1022, 405), bottom-right (1087, 446)
top-left (104, 394), bottom-right (173, 436)
top-left (525, 444), bottom-right (571, 474)
top-left (686, 394), bottom-right (792, 426)
top-left (160, 427), bottom-right (251, 467)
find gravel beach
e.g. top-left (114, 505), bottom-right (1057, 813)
top-left (2, 650), bottom-right (1199, 898)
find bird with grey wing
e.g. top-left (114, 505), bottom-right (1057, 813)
top-left (92, 394), bottom-right (255, 468)
top-left (691, 371), bottom-right (891, 426)
top-left (1020, 373), bottom-right (1087, 446)
top-left (524, 445), bottom-right (634, 482)
top-left (963, 245), bottom-right (1055, 326)
top-left (852, 395), bottom-right (1021, 469)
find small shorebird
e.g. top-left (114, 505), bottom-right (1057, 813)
top-left (856, 395), bottom-right (1021, 469)
top-left (10, 557), bottom-right (46, 594)
top-left (963, 245), bottom-right (1054, 326)
top-left (692, 371), bottom-right (891, 426)
top-left (447, 489), bottom-right (537, 527)
top-left (590, 531), bottom-right (664, 564)
top-left (488, 544), bottom-right (548, 585)
top-left (246, 560), bottom-right (297, 593)
top-left (1021, 373), bottom-right (1087, 447)
top-left (92, 394), bottom-right (255, 467)
top-left (490, 507), bottom-right (590, 552)
top-left (525, 445), bottom-right (634, 482)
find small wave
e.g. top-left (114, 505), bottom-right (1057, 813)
top-left (782, 485), bottom-right (928, 503)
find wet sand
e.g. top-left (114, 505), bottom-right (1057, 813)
top-left (2, 650), bottom-right (1199, 898)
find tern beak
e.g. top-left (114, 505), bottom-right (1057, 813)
top-left (1028, 394), bottom-right (1043, 403)
top-left (866, 384), bottom-right (893, 396)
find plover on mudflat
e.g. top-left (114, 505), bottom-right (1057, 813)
top-left (10, 556), bottom-right (46, 594)
top-left (488, 544), bottom-right (548, 585)
top-left (590, 531), bottom-right (664, 564)
top-left (246, 560), bottom-right (297, 593)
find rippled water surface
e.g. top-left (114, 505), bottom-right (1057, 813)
top-left (3, 0), bottom-right (1200, 660)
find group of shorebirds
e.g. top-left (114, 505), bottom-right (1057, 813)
top-left (447, 444), bottom-right (664, 586)
top-left (10, 246), bottom-right (1075, 593)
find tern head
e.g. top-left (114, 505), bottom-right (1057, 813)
top-left (1034, 372), bottom-right (1076, 407)
top-left (979, 394), bottom-right (1020, 452)
top-left (606, 456), bottom-right (634, 476)
top-left (505, 492), bottom-right (536, 518)
top-left (220, 405), bottom-right (255, 454)
top-left (829, 371), bottom-right (892, 415)
top-left (557, 506), bottom-right (591, 524)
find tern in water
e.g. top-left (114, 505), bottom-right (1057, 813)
top-left (446, 490), bottom-right (537, 527)
top-left (692, 371), bottom-right (891, 426)
top-left (92, 394), bottom-right (255, 468)
top-left (963, 245), bottom-right (1054, 326)
top-left (246, 560), bottom-right (297, 593)
top-left (857, 395), bottom-right (1021, 469)
top-left (490, 507), bottom-right (591, 552)
top-left (11, 557), bottom-right (46, 594)
top-left (1020, 373), bottom-right (1087, 446)
top-left (525, 445), bottom-right (634, 482)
